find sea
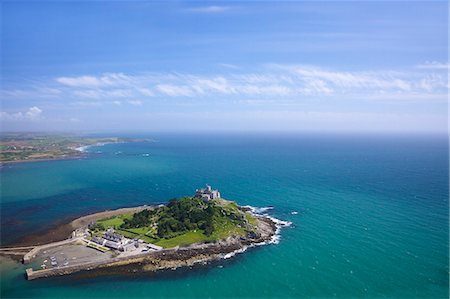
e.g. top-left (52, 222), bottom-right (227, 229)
top-left (0, 132), bottom-right (448, 298)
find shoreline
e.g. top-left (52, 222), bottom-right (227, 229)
top-left (0, 153), bottom-right (87, 166)
top-left (0, 140), bottom-right (122, 165)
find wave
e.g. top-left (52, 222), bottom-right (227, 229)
top-left (73, 142), bottom-right (116, 153)
top-left (220, 205), bottom-right (292, 260)
top-left (74, 145), bottom-right (90, 152)
top-left (241, 205), bottom-right (274, 214)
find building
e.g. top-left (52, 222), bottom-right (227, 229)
top-left (92, 228), bottom-right (136, 252)
top-left (195, 184), bottom-right (221, 201)
top-left (72, 228), bottom-right (90, 238)
top-left (122, 242), bottom-right (138, 252)
top-left (104, 228), bottom-right (125, 243)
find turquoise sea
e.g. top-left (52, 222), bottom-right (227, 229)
top-left (0, 133), bottom-right (448, 298)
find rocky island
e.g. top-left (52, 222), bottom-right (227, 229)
top-left (0, 185), bottom-right (288, 280)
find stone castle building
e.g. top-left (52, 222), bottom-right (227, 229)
top-left (195, 185), bottom-right (221, 201)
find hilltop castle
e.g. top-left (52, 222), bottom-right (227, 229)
top-left (195, 185), bottom-right (221, 201)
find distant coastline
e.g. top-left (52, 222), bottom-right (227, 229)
top-left (0, 134), bottom-right (148, 164)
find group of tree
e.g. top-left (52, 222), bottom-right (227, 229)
top-left (120, 197), bottom-right (221, 238)
top-left (121, 209), bottom-right (152, 228)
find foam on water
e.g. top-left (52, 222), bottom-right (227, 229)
top-left (220, 206), bottom-right (292, 259)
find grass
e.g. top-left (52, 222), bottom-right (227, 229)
top-left (97, 213), bottom-right (133, 229)
top-left (139, 235), bottom-right (158, 244)
top-left (115, 229), bottom-right (139, 239)
top-left (154, 230), bottom-right (208, 248)
top-left (127, 226), bottom-right (155, 236)
top-left (210, 216), bottom-right (246, 240)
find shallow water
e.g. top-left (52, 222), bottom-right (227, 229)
top-left (1, 132), bottom-right (448, 298)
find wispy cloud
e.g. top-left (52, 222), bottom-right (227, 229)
top-left (56, 73), bottom-right (131, 88)
top-left (416, 61), bottom-right (449, 70)
top-left (156, 84), bottom-right (194, 97)
top-left (128, 100), bottom-right (143, 106)
top-left (186, 6), bottom-right (231, 13)
top-left (3, 64), bottom-right (448, 107)
top-left (217, 63), bottom-right (240, 69)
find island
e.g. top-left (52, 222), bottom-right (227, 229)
top-left (0, 133), bottom-right (146, 163)
top-left (0, 185), bottom-right (287, 280)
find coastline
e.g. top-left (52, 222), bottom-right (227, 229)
top-left (0, 140), bottom-right (121, 165)
top-left (0, 152), bottom-right (86, 165)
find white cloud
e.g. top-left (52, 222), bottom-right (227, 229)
top-left (1, 106), bottom-right (43, 121)
top-left (137, 88), bottom-right (154, 96)
top-left (156, 84), bottom-right (194, 97)
top-left (281, 65), bottom-right (413, 91)
top-left (71, 101), bottom-right (103, 107)
top-left (47, 65), bottom-right (448, 102)
top-left (416, 61), bottom-right (449, 70)
top-left (3, 64), bottom-right (447, 109)
top-left (113, 100), bottom-right (122, 106)
top-left (186, 6), bottom-right (230, 13)
top-left (217, 63), bottom-right (240, 69)
top-left (128, 100), bottom-right (143, 106)
top-left (191, 77), bottom-right (236, 94)
top-left (56, 73), bottom-right (131, 87)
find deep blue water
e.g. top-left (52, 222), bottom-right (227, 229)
top-left (0, 132), bottom-right (448, 298)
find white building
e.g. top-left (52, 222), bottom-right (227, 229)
top-left (93, 228), bottom-right (136, 252)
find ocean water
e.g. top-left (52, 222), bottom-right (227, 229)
top-left (0, 132), bottom-right (448, 298)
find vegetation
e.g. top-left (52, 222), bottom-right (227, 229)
top-left (0, 133), bottom-right (144, 162)
top-left (92, 197), bottom-right (258, 248)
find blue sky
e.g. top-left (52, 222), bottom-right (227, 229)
top-left (1, 1), bottom-right (448, 132)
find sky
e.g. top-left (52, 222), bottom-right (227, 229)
top-left (0, 1), bottom-right (448, 133)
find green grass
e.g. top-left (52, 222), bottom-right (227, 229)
top-left (127, 226), bottom-right (155, 236)
top-left (97, 213), bottom-right (133, 229)
top-left (210, 216), bottom-right (246, 240)
top-left (245, 213), bottom-right (257, 226)
top-left (154, 230), bottom-right (208, 248)
top-left (139, 235), bottom-right (158, 244)
top-left (115, 229), bottom-right (139, 239)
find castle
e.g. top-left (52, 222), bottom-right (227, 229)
top-left (195, 184), bottom-right (221, 201)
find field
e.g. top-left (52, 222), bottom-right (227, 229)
top-left (96, 213), bottom-right (133, 229)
